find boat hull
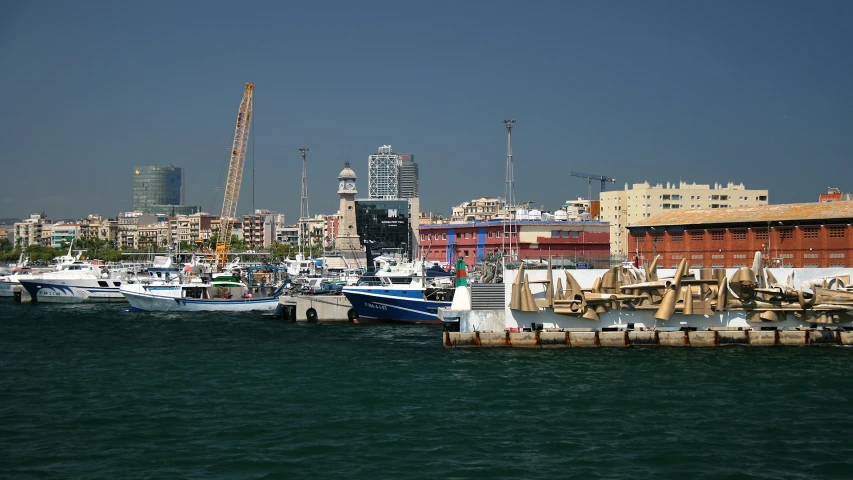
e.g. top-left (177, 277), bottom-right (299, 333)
top-left (0, 282), bottom-right (13, 298)
top-left (121, 287), bottom-right (279, 312)
top-left (342, 289), bottom-right (449, 324)
top-left (18, 280), bottom-right (126, 303)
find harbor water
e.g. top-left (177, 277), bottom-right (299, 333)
top-left (2, 303), bottom-right (852, 479)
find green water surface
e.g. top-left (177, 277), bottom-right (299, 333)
top-left (2, 302), bottom-right (852, 479)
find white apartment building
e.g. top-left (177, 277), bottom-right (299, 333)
top-left (600, 181), bottom-right (769, 256)
top-left (14, 213), bottom-right (53, 247)
top-left (118, 212), bottom-right (157, 249)
top-left (451, 197), bottom-right (505, 223)
top-left (275, 226), bottom-right (300, 247)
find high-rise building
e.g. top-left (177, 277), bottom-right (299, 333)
top-left (398, 154), bottom-right (418, 198)
top-left (600, 181), bottom-right (769, 256)
top-left (368, 145), bottom-right (399, 199)
top-left (367, 145), bottom-right (418, 199)
top-left (132, 166), bottom-right (186, 214)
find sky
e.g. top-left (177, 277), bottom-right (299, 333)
top-left (1, 0), bottom-right (851, 223)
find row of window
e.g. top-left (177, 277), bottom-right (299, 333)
top-left (630, 195), bottom-right (766, 201)
top-left (649, 252), bottom-right (845, 259)
top-left (650, 226), bottom-right (847, 242)
top-left (420, 231), bottom-right (518, 241)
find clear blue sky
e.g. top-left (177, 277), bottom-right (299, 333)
top-left (1, 0), bottom-right (851, 223)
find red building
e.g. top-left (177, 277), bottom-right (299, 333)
top-left (418, 221), bottom-right (610, 268)
top-left (325, 215), bottom-right (340, 246)
top-left (819, 187), bottom-right (853, 203)
top-left (628, 203), bottom-right (853, 268)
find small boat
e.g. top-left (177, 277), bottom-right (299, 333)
top-left (296, 276), bottom-right (345, 295)
top-left (0, 253), bottom-right (69, 298)
top-left (0, 266), bottom-right (49, 298)
top-left (120, 275), bottom-right (288, 312)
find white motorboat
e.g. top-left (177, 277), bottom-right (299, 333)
top-left (120, 274), bottom-right (287, 312)
top-left (18, 262), bottom-right (131, 303)
top-left (0, 266), bottom-right (51, 297)
top-left (1, 250), bottom-right (80, 299)
top-left (17, 255), bottom-right (175, 304)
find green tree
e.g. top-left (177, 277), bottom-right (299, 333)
top-left (269, 242), bottom-right (293, 262)
top-left (24, 244), bottom-right (63, 265)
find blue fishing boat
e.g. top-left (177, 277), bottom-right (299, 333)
top-left (342, 275), bottom-right (455, 324)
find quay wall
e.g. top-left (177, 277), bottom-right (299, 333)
top-left (278, 295), bottom-right (353, 322)
top-left (444, 329), bottom-right (853, 348)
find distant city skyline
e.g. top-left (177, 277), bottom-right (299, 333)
top-left (1, 0), bottom-right (851, 223)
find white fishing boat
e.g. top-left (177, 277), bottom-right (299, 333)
top-left (120, 274), bottom-right (287, 312)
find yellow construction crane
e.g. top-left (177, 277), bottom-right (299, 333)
top-left (214, 83), bottom-right (254, 269)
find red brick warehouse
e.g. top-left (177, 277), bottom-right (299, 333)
top-left (628, 203), bottom-right (853, 268)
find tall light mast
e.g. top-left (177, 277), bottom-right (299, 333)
top-left (214, 83), bottom-right (254, 268)
top-left (502, 119), bottom-right (517, 261)
top-left (299, 148), bottom-right (310, 256)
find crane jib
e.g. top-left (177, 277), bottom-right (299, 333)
top-left (214, 83), bottom-right (254, 269)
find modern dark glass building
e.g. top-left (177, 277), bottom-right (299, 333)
top-left (132, 166), bottom-right (185, 214)
top-left (355, 199), bottom-right (412, 260)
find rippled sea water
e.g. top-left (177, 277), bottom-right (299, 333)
top-left (2, 302), bottom-right (852, 479)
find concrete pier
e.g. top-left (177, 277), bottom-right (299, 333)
top-left (12, 285), bottom-right (31, 303)
top-left (443, 328), bottom-right (853, 348)
top-left (277, 295), bottom-right (353, 322)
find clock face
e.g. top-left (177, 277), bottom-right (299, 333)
top-left (339, 180), bottom-right (346, 190)
top-left (345, 181), bottom-right (355, 190)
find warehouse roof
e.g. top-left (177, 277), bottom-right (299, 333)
top-left (631, 202), bottom-right (853, 227)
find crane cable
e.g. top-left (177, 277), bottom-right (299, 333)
top-left (209, 146), bottom-right (230, 216)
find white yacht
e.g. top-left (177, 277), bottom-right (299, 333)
top-left (0, 252), bottom-right (75, 298)
top-left (17, 255), bottom-right (174, 304)
top-left (18, 262), bottom-right (129, 303)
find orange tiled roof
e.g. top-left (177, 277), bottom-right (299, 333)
top-left (631, 202), bottom-right (853, 227)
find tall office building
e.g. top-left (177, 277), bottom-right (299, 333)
top-left (398, 154), bottom-right (418, 198)
top-left (368, 145), bottom-right (399, 199)
top-left (132, 166), bottom-right (185, 213)
top-left (367, 145), bottom-right (418, 199)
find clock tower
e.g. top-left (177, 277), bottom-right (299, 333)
top-left (334, 161), bottom-right (362, 256)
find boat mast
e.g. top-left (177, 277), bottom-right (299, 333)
top-left (299, 147), bottom-right (310, 259)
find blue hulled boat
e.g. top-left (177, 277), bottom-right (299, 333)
top-left (342, 275), bottom-right (455, 324)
